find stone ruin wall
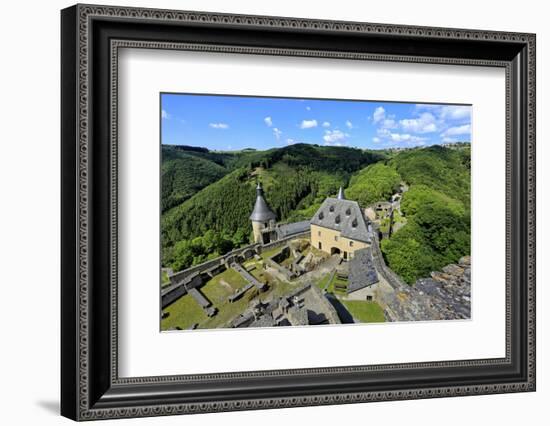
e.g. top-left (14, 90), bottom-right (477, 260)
top-left (161, 231), bottom-right (310, 308)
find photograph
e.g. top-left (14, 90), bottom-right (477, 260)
top-left (160, 94), bottom-right (472, 331)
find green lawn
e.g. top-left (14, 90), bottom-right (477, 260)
top-left (259, 246), bottom-right (283, 260)
top-left (341, 300), bottom-right (385, 323)
top-left (161, 293), bottom-right (207, 330)
top-left (208, 267), bottom-right (248, 292)
top-left (315, 274), bottom-right (332, 291)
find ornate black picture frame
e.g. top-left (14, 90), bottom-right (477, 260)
top-left (61, 4), bottom-right (536, 421)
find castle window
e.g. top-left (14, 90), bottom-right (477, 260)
top-left (318, 242), bottom-right (322, 250)
top-left (335, 214), bottom-right (341, 224)
top-left (349, 241), bottom-right (354, 247)
top-left (318, 211), bottom-right (324, 220)
top-left (329, 205), bottom-right (335, 212)
top-left (334, 236), bottom-right (338, 242)
top-left (351, 218), bottom-right (358, 228)
top-left (345, 208), bottom-right (351, 216)
top-left (318, 231), bottom-right (321, 237)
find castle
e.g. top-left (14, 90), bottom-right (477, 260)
top-left (250, 183), bottom-right (373, 260)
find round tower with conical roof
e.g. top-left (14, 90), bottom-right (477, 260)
top-left (249, 182), bottom-right (277, 244)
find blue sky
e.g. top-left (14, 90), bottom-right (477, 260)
top-left (161, 93), bottom-right (471, 151)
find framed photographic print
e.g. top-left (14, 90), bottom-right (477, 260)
top-left (61, 4), bottom-right (536, 421)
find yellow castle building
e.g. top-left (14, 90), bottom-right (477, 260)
top-left (310, 187), bottom-right (372, 260)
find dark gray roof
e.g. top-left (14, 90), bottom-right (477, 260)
top-left (276, 220), bottom-right (310, 239)
top-left (310, 197), bottom-right (371, 242)
top-left (348, 247), bottom-right (379, 293)
top-left (249, 183), bottom-right (276, 222)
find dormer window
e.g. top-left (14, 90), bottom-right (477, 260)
top-left (345, 207), bottom-right (351, 216)
top-left (335, 214), bottom-right (341, 224)
top-left (351, 218), bottom-right (358, 228)
top-left (329, 205), bottom-right (335, 213)
top-left (318, 211), bottom-right (324, 220)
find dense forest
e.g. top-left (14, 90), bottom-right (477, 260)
top-left (161, 143), bottom-right (471, 286)
top-left (380, 146), bottom-right (471, 283)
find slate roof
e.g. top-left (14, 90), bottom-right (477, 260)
top-left (276, 220), bottom-right (310, 239)
top-left (249, 182), bottom-right (277, 222)
top-left (347, 247), bottom-right (379, 293)
top-left (310, 197), bottom-right (371, 243)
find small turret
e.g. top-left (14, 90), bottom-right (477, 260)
top-left (250, 182), bottom-right (276, 244)
top-left (337, 187), bottom-right (346, 200)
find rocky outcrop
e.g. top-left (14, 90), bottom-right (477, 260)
top-left (381, 256), bottom-right (471, 322)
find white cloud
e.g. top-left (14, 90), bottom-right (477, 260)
top-left (345, 120), bottom-right (354, 129)
top-left (161, 109), bottom-right (170, 120)
top-left (381, 118), bottom-right (397, 129)
top-left (264, 116), bottom-right (273, 127)
top-left (415, 104), bottom-right (471, 122)
top-left (323, 129), bottom-right (349, 145)
top-left (389, 133), bottom-right (427, 143)
top-left (399, 112), bottom-right (437, 133)
top-left (322, 121), bottom-right (331, 128)
top-left (441, 137), bottom-right (457, 143)
top-left (209, 122), bottom-right (229, 129)
top-left (440, 105), bottom-right (471, 121)
top-left (441, 124), bottom-right (471, 137)
top-left (373, 106), bottom-right (386, 123)
top-left (300, 119), bottom-right (318, 129)
top-left (372, 137), bottom-right (381, 144)
top-left (272, 127), bottom-right (282, 140)
top-left (306, 106), bottom-right (311, 111)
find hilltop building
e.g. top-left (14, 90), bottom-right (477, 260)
top-left (310, 188), bottom-right (373, 260)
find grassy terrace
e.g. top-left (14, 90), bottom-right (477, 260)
top-left (342, 300), bottom-right (385, 323)
top-left (259, 246), bottom-right (283, 261)
top-left (161, 262), bottom-right (302, 331)
top-left (315, 273), bottom-right (332, 291)
top-left (161, 293), bottom-right (206, 330)
top-left (327, 275), bottom-right (348, 295)
top-left (161, 267), bottom-right (250, 331)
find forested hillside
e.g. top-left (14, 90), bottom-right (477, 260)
top-left (379, 146), bottom-right (471, 284)
top-left (161, 144), bottom-right (384, 271)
